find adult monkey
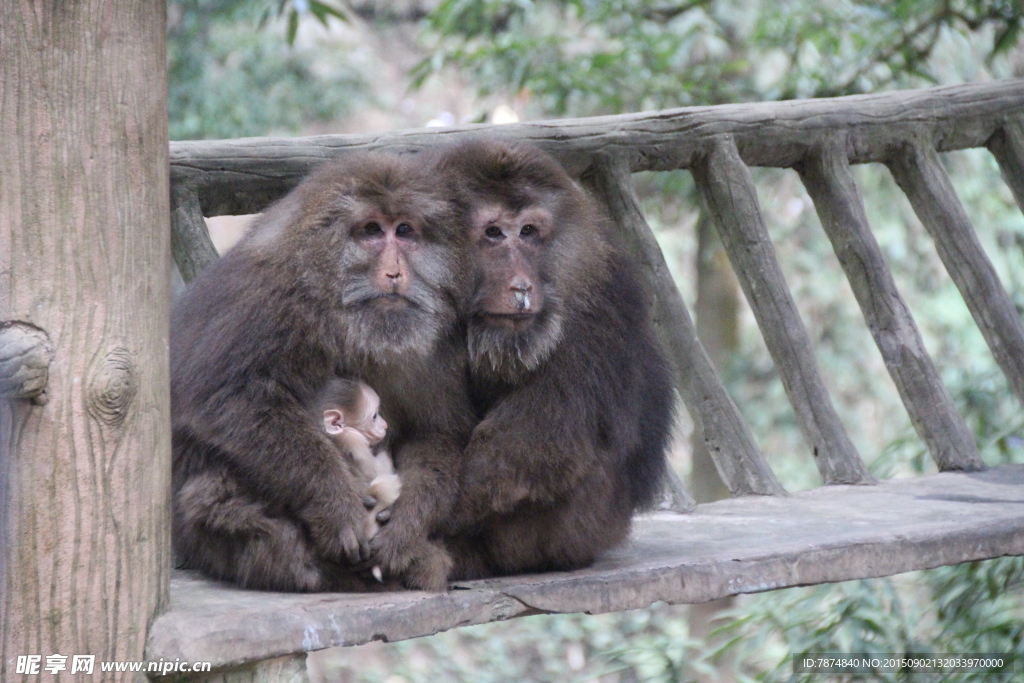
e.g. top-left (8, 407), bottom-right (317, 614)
top-left (441, 140), bottom-right (676, 579)
top-left (171, 152), bottom-right (474, 591)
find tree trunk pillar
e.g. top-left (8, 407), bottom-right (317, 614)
top-left (1, 3), bottom-right (171, 681)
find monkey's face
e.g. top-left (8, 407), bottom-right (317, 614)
top-left (258, 155), bottom-right (466, 366)
top-left (445, 140), bottom-right (612, 383)
top-left (335, 201), bottom-right (463, 362)
top-left (465, 200), bottom-right (566, 382)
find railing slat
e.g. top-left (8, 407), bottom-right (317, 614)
top-left (799, 139), bottom-right (984, 472)
top-left (171, 183), bottom-right (220, 284)
top-left (662, 466), bottom-right (698, 512)
top-left (585, 159), bottom-right (785, 498)
top-left (694, 137), bottom-right (873, 486)
top-left (987, 118), bottom-right (1024, 215)
top-left (888, 143), bottom-right (1024, 408)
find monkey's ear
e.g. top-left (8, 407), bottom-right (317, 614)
top-left (323, 409), bottom-right (346, 435)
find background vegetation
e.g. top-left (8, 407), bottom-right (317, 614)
top-left (168, 1), bottom-right (1024, 680)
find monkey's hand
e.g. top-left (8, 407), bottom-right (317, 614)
top-left (369, 525), bottom-right (451, 592)
top-left (446, 410), bottom-right (591, 536)
top-left (441, 452), bottom-right (529, 538)
top-left (299, 476), bottom-right (371, 566)
top-left (368, 483), bottom-right (452, 591)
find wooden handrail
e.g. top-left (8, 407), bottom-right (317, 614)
top-left (167, 79), bottom-right (1024, 489)
top-left (169, 80), bottom-right (1024, 215)
top-left (888, 141), bottom-right (1024, 408)
top-left (585, 158), bottom-right (784, 497)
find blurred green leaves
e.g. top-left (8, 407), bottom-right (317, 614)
top-left (168, 0), bottom-right (367, 140)
top-left (414, 0), bottom-right (1022, 117)
top-left (255, 0), bottom-right (350, 44)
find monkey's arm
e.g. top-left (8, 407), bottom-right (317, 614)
top-left (182, 389), bottom-right (372, 565)
top-left (367, 433), bottom-right (462, 590)
top-left (454, 362), bottom-right (600, 527)
top-left (334, 428), bottom-right (379, 482)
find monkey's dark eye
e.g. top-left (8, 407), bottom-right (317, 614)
top-left (520, 224), bottom-right (536, 236)
top-left (363, 222), bottom-right (383, 236)
top-left (485, 225), bottom-right (503, 239)
top-left (396, 223), bottom-right (413, 237)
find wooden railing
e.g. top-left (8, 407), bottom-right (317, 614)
top-left (169, 79), bottom-right (1024, 501)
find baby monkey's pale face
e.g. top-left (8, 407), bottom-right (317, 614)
top-left (322, 383), bottom-right (388, 446)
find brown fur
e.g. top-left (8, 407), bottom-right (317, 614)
top-left (171, 152), bottom-right (474, 591)
top-left (439, 140), bottom-right (676, 579)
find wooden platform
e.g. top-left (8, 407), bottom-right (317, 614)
top-left (147, 465), bottom-right (1024, 672)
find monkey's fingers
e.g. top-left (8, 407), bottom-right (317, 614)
top-left (367, 525), bottom-right (415, 575)
top-left (399, 541), bottom-right (452, 592)
top-left (362, 495), bottom-right (377, 510)
top-left (375, 508), bottom-right (392, 524)
top-left (339, 527), bottom-right (370, 565)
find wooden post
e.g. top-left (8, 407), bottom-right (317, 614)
top-left (171, 184), bottom-right (220, 285)
top-left (0, 3), bottom-right (171, 681)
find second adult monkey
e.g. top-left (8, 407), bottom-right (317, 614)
top-left (440, 140), bottom-right (676, 579)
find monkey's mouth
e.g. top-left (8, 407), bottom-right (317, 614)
top-left (363, 293), bottom-right (415, 309)
top-left (481, 312), bottom-right (536, 331)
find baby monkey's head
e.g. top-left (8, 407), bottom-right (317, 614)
top-left (317, 377), bottom-right (388, 446)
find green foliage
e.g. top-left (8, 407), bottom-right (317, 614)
top-left (415, 0), bottom-right (1022, 116)
top-left (320, 557), bottom-right (1023, 681)
top-left (707, 557), bottom-right (1023, 681)
top-left (255, 0), bottom-right (349, 45)
top-left (168, 0), bottom-right (367, 140)
top-left (414, 0), bottom-right (752, 115)
top-left (316, 602), bottom-right (715, 682)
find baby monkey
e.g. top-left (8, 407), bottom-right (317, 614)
top-left (317, 377), bottom-right (402, 579)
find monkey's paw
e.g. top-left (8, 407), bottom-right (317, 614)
top-left (369, 522), bottom-right (451, 591)
top-left (371, 537), bottom-right (451, 592)
top-left (303, 502), bottom-right (369, 565)
top-left (367, 473), bottom-right (401, 508)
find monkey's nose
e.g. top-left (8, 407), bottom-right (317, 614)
top-left (385, 271), bottom-right (405, 293)
top-left (512, 288), bottom-right (531, 311)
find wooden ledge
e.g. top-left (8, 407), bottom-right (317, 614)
top-left (147, 465), bottom-right (1024, 671)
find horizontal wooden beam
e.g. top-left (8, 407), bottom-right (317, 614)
top-left (169, 80), bottom-right (1024, 216)
top-left (148, 465), bottom-right (1024, 676)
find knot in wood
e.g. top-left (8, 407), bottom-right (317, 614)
top-left (0, 321), bottom-right (54, 400)
top-left (87, 347), bottom-right (137, 427)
